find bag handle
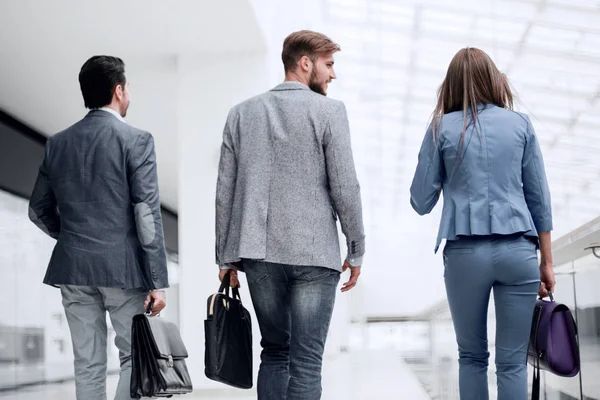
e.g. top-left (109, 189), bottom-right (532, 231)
top-left (539, 289), bottom-right (554, 302)
top-left (219, 270), bottom-right (242, 300)
top-left (532, 355), bottom-right (540, 400)
top-left (531, 303), bottom-right (543, 400)
top-left (145, 299), bottom-right (154, 315)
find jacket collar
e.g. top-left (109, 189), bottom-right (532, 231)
top-left (97, 107), bottom-right (126, 122)
top-left (86, 108), bottom-right (126, 123)
top-left (270, 81), bottom-right (310, 92)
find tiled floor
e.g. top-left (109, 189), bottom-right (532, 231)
top-left (0, 349), bottom-right (431, 399)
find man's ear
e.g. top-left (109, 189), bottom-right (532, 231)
top-left (300, 55), bottom-right (312, 72)
top-left (114, 84), bottom-right (124, 100)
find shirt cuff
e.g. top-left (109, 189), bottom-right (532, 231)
top-left (346, 256), bottom-right (363, 267)
top-left (219, 264), bottom-right (238, 270)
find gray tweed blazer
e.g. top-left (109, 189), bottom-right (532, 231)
top-left (215, 81), bottom-right (365, 272)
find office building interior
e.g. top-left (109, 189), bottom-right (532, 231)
top-left (0, 0), bottom-right (598, 398)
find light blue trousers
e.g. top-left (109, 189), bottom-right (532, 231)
top-left (443, 234), bottom-right (540, 400)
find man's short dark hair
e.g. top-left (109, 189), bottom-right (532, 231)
top-left (78, 56), bottom-right (126, 109)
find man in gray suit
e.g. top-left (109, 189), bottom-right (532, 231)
top-left (216, 30), bottom-right (365, 400)
top-left (29, 56), bottom-right (168, 400)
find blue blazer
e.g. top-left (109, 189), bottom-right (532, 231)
top-left (410, 104), bottom-right (552, 252)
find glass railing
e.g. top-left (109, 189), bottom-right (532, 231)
top-left (357, 219), bottom-right (600, 399)
top-left (401, 218), bottom-right (600, 400)
top-left (538, 217), bottom-right (600, 400)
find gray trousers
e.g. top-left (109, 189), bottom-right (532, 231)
top-left (60, 285), bottom-right (147, 400)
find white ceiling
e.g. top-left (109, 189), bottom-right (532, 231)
top-left (0, 0), bottom-right (266, 211)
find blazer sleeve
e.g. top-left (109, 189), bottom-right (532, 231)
top-left (522, 116), bottom-right (553, 232)
top-left (29, 141), bottom-right (61, 239)
top-left (215, 109), bottom-right (238, 267)
top-left (410, 125), bottom-right (444, 215)
top-left (127, 132), bottom-right (169, 289)
top-left (324, 101), bottom-right (365, 266)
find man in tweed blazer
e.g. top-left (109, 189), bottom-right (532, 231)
top-left (215, 31), bottom-right (365, 400)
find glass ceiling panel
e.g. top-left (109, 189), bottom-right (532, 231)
top-left (547, 77), bottom-right (599, 96)
top-left (527, 107), bottom-right (574, 122)
top-left (328, 6), bottom-right (368, 24)
top-left (520, 92), bottom-right (589, 112)
top-left (327, 0), bottom-right (367, 8)
top-left (517, 53), bottom-right (600, 76)
top-left (525, 25), bottom-right (583, 52)
top-left (375, 3), bottom-right (414, 28)
top-left (577, 111), bottom-right (600, 127)
top-left (537, 6), bottom-right (600, 30)
top-left (414, 38), bottom-right (468, 72)
top-left (510, 67), bottom-right (555, 87)
top-left (411, 72), bottom-right (442, 94)
top-left (557, 136), bottom-right (600, 153)
top-left (472, 17), bottom-right (528, 45)
top-left (380, 99), bottom-right (406, 118)
top-left (547, 0), bottom-right (600, 9)
top-left (489, 0), bottom-right (539, 19)
top-left (420, 10), bottom-right (473, 36)
top-left (577, 33), bottom-right (600, 57)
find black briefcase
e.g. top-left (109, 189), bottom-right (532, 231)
top-left (130, 301), bottom-right (193, 398)
top-left (204, 272), bottom-right (253, 389)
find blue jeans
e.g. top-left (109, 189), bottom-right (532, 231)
top-left (443, 234), bottom-right (540, 400)
top-left (244, 260), bottom-right (340, 400)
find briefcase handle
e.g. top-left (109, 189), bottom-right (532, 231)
top-left (219, 271), bottom-right (242, 301)
top-left (145, 299), bottom-right (162, 316)
top-left (145, 299), bottom-right (155, 315)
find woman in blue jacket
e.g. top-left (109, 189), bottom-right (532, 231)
top-left (410, 47), bottom-right (556, 400)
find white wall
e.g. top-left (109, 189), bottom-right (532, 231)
top-left (125, 56), bottom-right (180, 210)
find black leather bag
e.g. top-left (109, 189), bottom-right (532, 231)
top-left (204, 272), bottom-right (253, 389)
top-left (130, 301), bottom-right (193, 398)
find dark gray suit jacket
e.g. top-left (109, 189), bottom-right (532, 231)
top-left (29, 110), bottom-right (168, 289)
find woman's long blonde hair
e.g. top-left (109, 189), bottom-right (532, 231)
top-left (431, 47), bottom-right (514, 151)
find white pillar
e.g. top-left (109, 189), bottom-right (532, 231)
top-left (177, 51), bottom-right (269, 388)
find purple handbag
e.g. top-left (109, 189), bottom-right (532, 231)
top-left (527, 291), bottom-right (580, 400)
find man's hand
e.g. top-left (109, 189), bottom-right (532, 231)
top-left (219, 269), bottom-right (240, 288)
top-left (341, 260), bottom-right (360, 292)
top-left (144, 290), bottom-right (166, 315)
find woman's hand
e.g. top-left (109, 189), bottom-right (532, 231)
top-left (539, 262), bottom-right (555, 298)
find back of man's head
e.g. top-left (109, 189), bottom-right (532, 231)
top-left (282, 30), bottom-right (340, 74)
top-left (79, 56), bottom-right (126, 109)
